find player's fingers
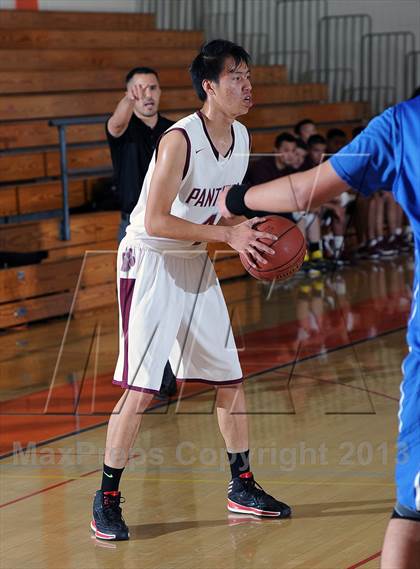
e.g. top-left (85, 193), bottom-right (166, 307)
top-left (248, 216), bottom-right (265, 226)
top-left (242, 251), bottom-right (257, 269)
top-left (247, 246), bottom-right (267, 265)
top-left (128, 86), bottom-right (139, 101)
top-left (250, 241), bottom-right (275, 255)
top-left (253, 230), bottom-right (278, 242)
top-left (133, 85), bottom-right (143, 99)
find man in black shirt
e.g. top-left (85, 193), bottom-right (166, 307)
top-left (106, 67), bottom-right (176, 399)
top-left (106, 66), bottom-right (174, 242)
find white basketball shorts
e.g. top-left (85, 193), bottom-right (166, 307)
top-left (113, 239), bottom-right (243, 394)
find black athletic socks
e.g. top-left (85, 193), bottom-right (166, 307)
top-left (227, 450), bottom-right (250, 479)
top-left (309, 241), bottom-right (321, 253)
top-left (101, 463), bottom-right (125, 492)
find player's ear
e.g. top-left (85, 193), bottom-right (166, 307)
top-left (202, 79), bottom-right (216, 98)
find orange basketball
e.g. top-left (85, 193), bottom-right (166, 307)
top-left (240, 215), bottom-right (306, 281)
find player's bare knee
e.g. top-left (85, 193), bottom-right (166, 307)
top-left (130, 390), bottom-right (154, 414)
top-left (114, 389), bottom-right (154, 415)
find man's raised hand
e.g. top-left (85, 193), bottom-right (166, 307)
top-left (125, 82), bottom-right (145, 102)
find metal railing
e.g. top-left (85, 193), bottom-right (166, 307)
top-left (195, 0), bottom-right (276, 66)
top-left (49, 116), bottom-right (111, 241)
top-left (132, 0), bottom-right (418, 112)
top-left (272, 0), bottom-right (328, 82)
top-left (316, 14), bottom-right (372, 102)
top-left (361, 32), bottom-right (415, 114)
top-left (133, 0), bottom-right (329, 71)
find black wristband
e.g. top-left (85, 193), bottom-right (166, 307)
top-left (225, 183), bottom-right (254, 217)
top-left (225, 183), bottom-right (272, 219)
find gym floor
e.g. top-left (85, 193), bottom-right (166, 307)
top-left (0, 254), bottom-right (413, 569)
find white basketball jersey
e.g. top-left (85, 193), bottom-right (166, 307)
top-left (125, 111), bottom-right (250, 252)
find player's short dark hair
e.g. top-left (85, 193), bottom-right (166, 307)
top-left (125, 67), bottom-right (159, 85)
top-left (274, 132), bottom-right (297, 148)
top-left (296, 139), bottom-right (308, 151)
top-left (307, 134), bottom-right (326, 147)
top-left (189, 39), bottom-right (251, 102)
top-left (294, 119), bottom-right (315, 136)
top-left (327, 128), bottom-right (346, 139)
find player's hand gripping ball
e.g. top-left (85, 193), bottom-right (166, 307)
top-left (240, 215), bottom-right (306, 281)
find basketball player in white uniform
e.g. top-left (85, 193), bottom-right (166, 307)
top-left (91, 40), bottom-right (292, 541)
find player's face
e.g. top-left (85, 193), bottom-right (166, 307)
top-left (210, 58), bottom-right (252, 117)
top-left (300, 123), bottom-right (317, 142)
top-left (130, 73), bottom-right (161, 118)
top-left (292, 147), bottom-right (307, 169)
top-left (309, 143), bottom-right (326, 165)
top-left (275, 141), bottom-right (297, 167)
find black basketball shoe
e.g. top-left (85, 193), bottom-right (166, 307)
top-left (227, 472), bottom-right (292, 518)
top-left (90, 490), bottom-right (129, 541)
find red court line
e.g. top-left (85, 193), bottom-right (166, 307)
top-left (0, 479), bottom-right (77, 510)
top-left (0, 455), bottom-right (139, 509)
top-left (0, 468), bottom-right (99, 509)
top-left (345, 550), bottom-right (381, 569)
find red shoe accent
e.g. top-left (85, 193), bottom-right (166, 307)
top-left (227, 499), bottom-right (281, 517)
top-left (90, 519), bottom-right (117, 540)
top-left (239, 471), bottom-right (253, 479)
top-left (103, 491), bottom-right (119, 496)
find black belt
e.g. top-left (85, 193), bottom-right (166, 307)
top-left (121, 212), bottom-right (130, 221)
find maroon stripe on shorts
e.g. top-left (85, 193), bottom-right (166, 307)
top-left (112, 379), bottom-right (160, 395)
top-left (119, 277), bottom-right (136, 385)
top-left (177, 377), bottom-right (243, 386)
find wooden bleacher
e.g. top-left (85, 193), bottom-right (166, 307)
top-left (0, 9), bottom-right (156, 30)
top-left (0, 65), bottom-right (288, 94)
top-left (0, 84), bottom-right (330, 120)
top-left (0, 8), bottom-right (370, 328)
top-left (0, 48), bottom-right (199, 70)
top-left (0, 180), bottom-right (87, 217)
top-left (0, 29), bottom-right (203, 49)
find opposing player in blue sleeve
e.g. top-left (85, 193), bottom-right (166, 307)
top-left (218, 93), bottom-right (420, 569)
